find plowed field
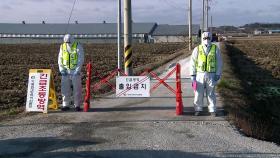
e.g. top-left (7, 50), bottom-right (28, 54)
top-left (0, 43), bottom-right (186, 110)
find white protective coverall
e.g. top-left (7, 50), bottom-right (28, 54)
top-left (58, 34), bottom-right (84, 108)
top-left (190, 32), bottom-right (223, 112)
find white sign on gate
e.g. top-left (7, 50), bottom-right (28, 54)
top-left (116, 76), bottom-right (150, 97)
top-left (26, 70), bottom-right (51, 113)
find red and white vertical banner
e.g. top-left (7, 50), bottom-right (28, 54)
top-left (26, 69), bottom-right (51, 113)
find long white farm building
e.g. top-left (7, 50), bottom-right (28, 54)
top-left (0, 22), bottom-right (199, 44)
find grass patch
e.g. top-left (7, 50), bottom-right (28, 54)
top-left (217, 79), bottom-right (231, 89)
top-left (0, 107), bottom-right (25, 122)
top-left (4, 107), bottom-right (23, 115)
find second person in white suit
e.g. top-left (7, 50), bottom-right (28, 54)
top-left (58, 34), bottom-right (84, 111)
top-left (189, 32), bottom-right (223, 116)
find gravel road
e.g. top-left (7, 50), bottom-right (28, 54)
top-left (0, 44), bottom-right (280, 158)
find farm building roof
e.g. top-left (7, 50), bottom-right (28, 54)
top-left (268, 30), bottom-right (280, 33)
top-left (153, 24), bottom-right (200, 36)
top-left (0, 23), bottom-right (157, 35)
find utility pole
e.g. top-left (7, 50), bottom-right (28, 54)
top-left (188, 0), bottom-right (192, 51)
top-left (206, 0), bottom-right (209, 31)
top-left (124, 0), bottom-right (133, 75)
top-left (117, 0), bottom-right (121, 76)
top-left (202, 0), bottom-right (205, 32)
top-left (210, 15), bottom-right (213, 33)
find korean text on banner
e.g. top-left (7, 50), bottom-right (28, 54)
top-left (25, 69), bottom-right (57, 113)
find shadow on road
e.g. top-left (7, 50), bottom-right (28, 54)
top-left (0, 137), bottom-right (279, 158)
top-left (92, 106), bottom-right (175, 112)
top-left (53, 106), bottom-right (227, 118)
top-left (87, 106), bottom-right (226, 116)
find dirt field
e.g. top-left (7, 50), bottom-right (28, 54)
top-left (219, 38), bottom-right (280, 143)
top-left (0, 43), bottom-right (186, 110)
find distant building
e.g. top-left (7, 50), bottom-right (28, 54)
top-left (268, 30), bottom-right (280, 34)
top-left (0, 22), bottom-right (199, 44)
top-left (152, 24), bottom-right (200, 43)
top-left (254, 29), bottom-right (264, 35)
top-left (0, 23), bottom-right (157, 44)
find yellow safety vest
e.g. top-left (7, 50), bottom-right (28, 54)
top-left (196, 44), bottom-right (216, 73)
top-left (61, 42), bottom-right (78, 70)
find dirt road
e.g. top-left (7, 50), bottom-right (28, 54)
top-left (0, 43), bottom-right (280, 158)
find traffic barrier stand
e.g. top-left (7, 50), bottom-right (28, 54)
top-left (88, 64), bottom-right (183, 115)
top-left (176, 64), bottom-right (183, 115)
top-left (149, 63), bottom-right (183, 115)
top-left (93, 68), bottom-right (127, 93)
top-left (116, 75), bottom-right (150, 97)
top-left (150, 67), bottom-right (176, 94)
top-left (93, 68), bottom-right (149, 95)
top-left (83, 63), bottom-right (127, 111)
top-left (83, 62), bottom-right (92, 112)
top-left (138, 68), bottom-right (151, 76)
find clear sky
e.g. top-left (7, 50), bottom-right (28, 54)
top-left (0, 0), bottom-right (279, 26)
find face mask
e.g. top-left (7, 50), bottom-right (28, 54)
top-left (202, 38), bottom-right (211, 47)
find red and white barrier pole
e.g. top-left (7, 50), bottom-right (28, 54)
top-left (84, 62), bottom-right (92, 112)
top-left (176, 63), bottom-right (183, 115)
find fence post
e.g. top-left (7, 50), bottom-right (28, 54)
top-left (176, 63), bottom-right (183, 115)
top-left (84, 62), bottom-right (92, 112)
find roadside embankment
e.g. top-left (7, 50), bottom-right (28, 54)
top-left (218, 41), bottom-right (280, 144)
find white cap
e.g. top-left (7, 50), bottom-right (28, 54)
top-left (63, 34), bottom-right (74, 43)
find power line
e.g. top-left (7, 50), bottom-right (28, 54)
top-left (162, 0), bottom-right (186, 11)
top-left (65, 0), bottom-right (77, 34)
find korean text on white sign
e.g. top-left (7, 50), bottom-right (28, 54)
top-left (116, 76), bottom-right (150, 97)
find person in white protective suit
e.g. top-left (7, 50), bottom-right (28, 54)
top-left (58, 34), bottom-right (84, 111)
top-left (190, 32), bottom-right (223, 116)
